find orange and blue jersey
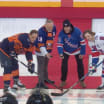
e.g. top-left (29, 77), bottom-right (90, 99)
top-left (0, 33), bottom-right (35, 62)
top-left (35, 26), bottom-right (56, 53)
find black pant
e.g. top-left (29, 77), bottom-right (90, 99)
top-left (61, 53), bottom-right (84, 81)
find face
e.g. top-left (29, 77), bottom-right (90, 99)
top-left (84, 33), bottom-right (93, 41)
top-left (64, 26), bottom-right (72, 34)
top-left (29, 33), bottom-right (38, 43)
top-left (45, 22), bottom-right (54, 32)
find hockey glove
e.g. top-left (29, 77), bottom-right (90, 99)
top-left (89, 66), bottom-right (96, 74)
top-left (28, 62), bottom-right (35, 74)
top-left (9, 51), bottom-right (16, 58)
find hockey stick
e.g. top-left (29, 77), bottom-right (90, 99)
top-left (51, 60), bottom-right (103, 96)
top-left (14, 57), bottom-right (62, 90)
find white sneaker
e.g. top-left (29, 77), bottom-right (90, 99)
top-left (4, 87), bottom-right (17, 97)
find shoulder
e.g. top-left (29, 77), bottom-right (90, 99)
top-left (19, 33), bottom-right (28, 40)
top-left (73, 27), bottom-right (81, 34)
top-left (53, 25), bottom-right (56, 32)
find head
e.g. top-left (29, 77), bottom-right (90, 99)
top-left (29, 30), bottom-right (38, 43)
top-left (63, 19), bottom-right (73, 34)
top-left (27, 89), bottom-right (53, 104)
top-left (83, 30), bottom-right (95, 41)
top-left (1, 93), bottom-right (18, 104)
top-left (45, 19), bottom-right (54, 32)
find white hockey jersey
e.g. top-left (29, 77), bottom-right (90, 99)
top-left (89, 32), bottom-right (104, 53)
top-left (88, 32), bottom-right (104, 65)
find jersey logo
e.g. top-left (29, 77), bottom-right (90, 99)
top-left (38, 37), bottom-right (42, 42)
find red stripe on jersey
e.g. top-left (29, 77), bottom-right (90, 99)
top-left (92, 52), bottom-right (100, 57)
top-left (102, 70), bottom-right (104, 73)
top-left (100, 37), bottom-right (104, 40)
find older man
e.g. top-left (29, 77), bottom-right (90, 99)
top-left (35, 19), bottom-right (56, 89)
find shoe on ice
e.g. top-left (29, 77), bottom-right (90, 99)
top-left (97, 84), bottom-right (104, 89)
top-left (3, 87), bottom-right (17, 97)
top-left (59, 81), bottom-right (66, 88)
top-left (80, 81), bottom-right (86, 88)
top-left (13, 80), bottom-right (26, 90)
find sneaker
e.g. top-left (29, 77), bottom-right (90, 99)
top-left (36, 83), bottom-right (48, 89)
top-left (59, 81), bottom-right (66, 88)
top-left (80, 81), bottom-right (86, 88)
top-left (97, 84), bottom-right (104, 89)
top-left (13, 80), bottom-right (26, 90)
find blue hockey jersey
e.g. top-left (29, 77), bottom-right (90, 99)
top-left (35, 26), bottom-right (56, 55)
top-left (0, 33), bottom-right (35, 62)
top-left (57, 27), bottom-right (86, 55)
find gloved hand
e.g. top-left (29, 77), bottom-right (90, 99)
top-left (9, 51), bottom-right (16, 58)
top-left (28, 62), bottom-right (35, 74)
top-left (89, 66), bottom-right (96, 74)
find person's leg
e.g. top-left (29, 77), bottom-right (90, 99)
top-left (75, 54), bottom-right (86, 88)
top-left (44, 57), bottom-right (54, 84)
top-left (60, 53), bottom-right (69, 87)
top-left (44, 57), bottom-right (49, 80)
top-left (12, 58), bottom-right (25, 89)
top-left (3, 66), bottom-right (12, 92)
top-left (0, 51), bottom-right (12, 92)
top-left (97, 59), bottom-right (104, 89)
top-left (36, 56), bottom-right (48, 89)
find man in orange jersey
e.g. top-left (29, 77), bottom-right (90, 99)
top-left (0, 30), bottom-right (38, 93)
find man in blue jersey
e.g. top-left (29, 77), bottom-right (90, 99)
top-left (35, 19), bottom-right (56, 89)
top-left (57, 19), bottom-right (86, 88)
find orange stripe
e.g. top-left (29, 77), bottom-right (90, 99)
top-left (0, 1), bottom-right (61, 7)
top-left (35, 47), bottom-right (41, 52)
top-left (48, 33), bottom-right (53, 37)
top-left (0, 48), bottom-right (10, 58)
top-left (12, 70), bottom-right (19, 77)
top-left (74, 2), bottom-right (104, 7)
top-left (3, 74), bottom-right (11, 81)
top-left (46, 40), bottom-right (53, 44)
top-left (38, 43), bottom-right (45, 48)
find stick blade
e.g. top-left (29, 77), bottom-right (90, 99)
top-left (51, 92), bottom-right (63, 96)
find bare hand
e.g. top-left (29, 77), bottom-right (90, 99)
top-left (60, 54), bottom-right (64, 59)
top-left (46, 53), bottom-right (52, 59)
top-left (79, 55), bottom-right (84, 59)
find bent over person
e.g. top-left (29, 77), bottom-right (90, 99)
top-left (57, 19), bottom-right (86, 88)
top-left (0, 30), bottom-right (38, 93)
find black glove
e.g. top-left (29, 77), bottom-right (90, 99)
top-left (28, 62), bottom-right (35, 74)
top-left (9, 51), bottom-right (16, 58)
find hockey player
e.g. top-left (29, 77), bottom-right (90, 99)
top-left (57, 19), bottom-right (86, 88)
top-left (0, 30), bottom-right (38, 93)
top-left (83, 30), bottom-right (104, 89)
top-left (35, 19), bottom-right (56, 89)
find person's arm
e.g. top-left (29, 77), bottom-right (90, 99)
top-left (9, 41), bottom-right (17, 57)
top-left (79, 31), bottom-right (86, 55)
top-left (57, 32), bottom-right (64, 59)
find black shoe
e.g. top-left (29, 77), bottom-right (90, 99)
top-left (97, 84), bottom-right (104, 89)
top-left (36, 83), bottom-right (48, 89)
top-left (45, 79), bottom-right (55, 84)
